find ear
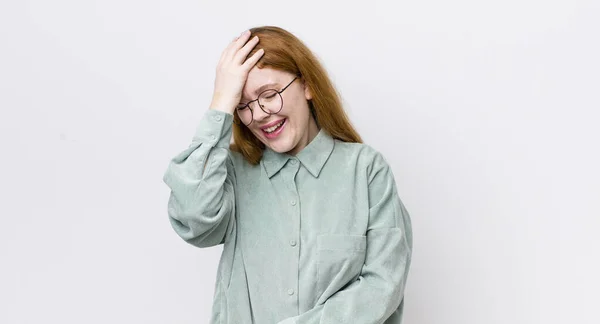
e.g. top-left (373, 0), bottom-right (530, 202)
top-left (303, 80), bottom-right (312, 100)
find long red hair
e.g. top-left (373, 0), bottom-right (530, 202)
top-left (231, 26), bottom-right (362, 164)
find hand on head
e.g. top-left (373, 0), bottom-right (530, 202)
top-left (210, 30), bottom-right (264, 115)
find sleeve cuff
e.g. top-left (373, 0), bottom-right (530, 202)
top-left (191, 109), bottom-right (234, 148)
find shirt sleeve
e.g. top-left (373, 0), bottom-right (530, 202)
top-left (162, 109), bottom-right (237, 248)
top-left (277, 151), bottom-right (413, 324)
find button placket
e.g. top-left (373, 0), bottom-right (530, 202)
top-left (282, 159), bottom-right (301, 309)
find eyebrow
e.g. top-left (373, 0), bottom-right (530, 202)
top-left (240, 82), bottom-right (280, 103)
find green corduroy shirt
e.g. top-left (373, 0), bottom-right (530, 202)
top-left (163, 109), bottom-right (413, 324)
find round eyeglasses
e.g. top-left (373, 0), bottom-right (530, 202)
top-left (236, 76), bottom-right (298, 126)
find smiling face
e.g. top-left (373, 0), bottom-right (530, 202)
top-left (237, 67), bottom-right (319, 156)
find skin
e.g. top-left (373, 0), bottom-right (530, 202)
top-left (209, 30), bottom-right (319, 156)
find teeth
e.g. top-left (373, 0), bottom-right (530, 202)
top-left (264, 120), bottom-right (284, 133)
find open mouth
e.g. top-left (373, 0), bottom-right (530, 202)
top-left (261, 118), bottom-right (287, 138)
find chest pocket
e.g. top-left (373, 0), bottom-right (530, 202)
top-left (315, 234), bottom-right (367, 304)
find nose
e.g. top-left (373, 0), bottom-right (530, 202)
top-left (251, 101), bottom-right (270, 122)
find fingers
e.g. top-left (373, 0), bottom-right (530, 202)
top-left (242, 48), bottom-right (264, 70)
top-left (221, 30), bottom-right (252, 65)
top-left (218, 30), bottom-right (247, 66)
top-left (216, 29), bottom-right (264, 74)
top-left (234, 35), bottom-right (260, 64)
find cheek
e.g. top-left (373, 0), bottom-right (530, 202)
top-left (247, 127), bottom-right (262, 139)
top-left (285, 98), bottom-right (309, 119)
top-left (289, 105), bottom-right (310, 125)
top-left (251, 128), bottom-right (260, 137)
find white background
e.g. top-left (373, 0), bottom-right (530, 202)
top-left (1, 0), bottom-right (599, 323)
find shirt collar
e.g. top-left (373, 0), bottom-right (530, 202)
top-left (261, 129), bottom-right (335, 178)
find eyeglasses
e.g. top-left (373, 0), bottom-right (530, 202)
top-left (236, 76), bottom-right (298, 126)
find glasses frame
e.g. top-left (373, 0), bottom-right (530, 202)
top-left (236, 75), bottom-right (299, 126)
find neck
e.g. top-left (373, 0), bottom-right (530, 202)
top-left (288, 116), bottom-right (320, 156)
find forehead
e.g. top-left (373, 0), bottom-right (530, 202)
top-left (243, 67), bottom-right (292, 95)
top-left (247, 66), bottom-right (288, 82)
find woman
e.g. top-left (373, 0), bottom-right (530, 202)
top-left (163, 26), bottom-right (413, 324)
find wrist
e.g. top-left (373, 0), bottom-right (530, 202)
top-left (209, 102), bottom-right (235, 115)
top-left (209, 92), bottom-right (239, 114)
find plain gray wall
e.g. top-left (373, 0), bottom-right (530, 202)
top-left (1, 0), bottom-right (599, 323)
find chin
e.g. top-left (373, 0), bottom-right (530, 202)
top-left (265, 138), bottom-right (297, 154)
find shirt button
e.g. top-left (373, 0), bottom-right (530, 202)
top-left (290, 200), bottom-right (296, 206)
top-left (287, 289), bottom-right (295, 295)
top-left (290, 240), bottom-right (297, 246)
top-left (214, 115), bottom-right (222, 121)
top-left (290, 159), bottom-right (297, 165)
top-left (210, 134), bottom-right (216, 140)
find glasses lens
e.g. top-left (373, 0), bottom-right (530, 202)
top-left (258, 90), bottom-right (282, 114)
top-left (236, 106), bottom-right (253, 126)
